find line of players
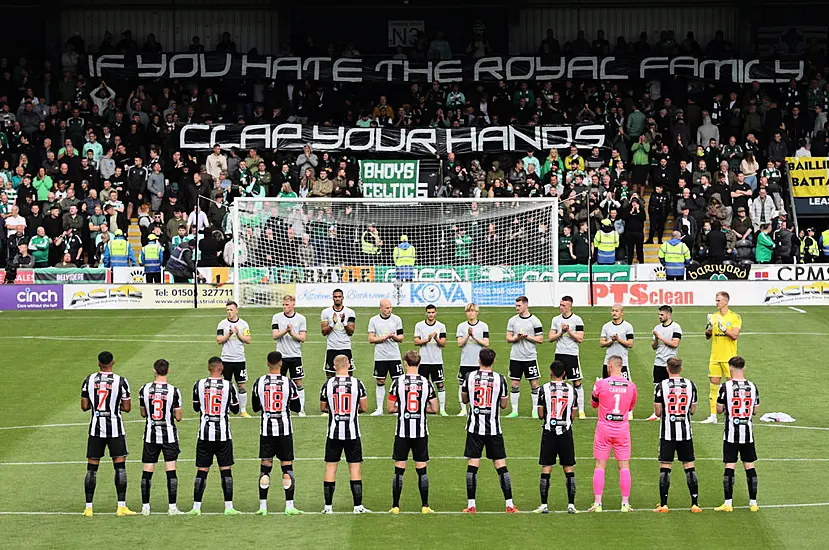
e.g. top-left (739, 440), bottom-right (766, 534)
top-left (79, 291), bottom-right (760, 516)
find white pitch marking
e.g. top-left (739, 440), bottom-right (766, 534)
top-left (788, 307), bottom-right (807, 313)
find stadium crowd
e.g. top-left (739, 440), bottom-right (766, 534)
top-left (0, 27), bottom-right (827, 275)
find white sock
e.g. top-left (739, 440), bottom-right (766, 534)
top-left (225, 501), bottom-right (233, 510)
top-left (118, 500), bottom-right (126, 508)
top-left (749, 499), bottom-right (757, 506)
top-left (85, 503), bottom-right (92, 509)
top-left (286, 499), bottom-right (294, 509)
top-left (458, 386), bottom-right (465, 409)
top-left (510, 390), bottom-right (520, 413)
top-left (438, 389), bottom-right (446, 412)
top-left (259, 499), bottom-right (267, 509)
top-left (298, 388), bottom-right (306, 413)
top-left (239, 391), bottom-right (248, 412)
top-left (575, 386), bottom-right (585, 412)
top-left (168, 504), bottom-right (178, 511)
top-left (724, 499), bottom-right (733, 506)
top-left (323, 504), bottom-right (332, 511)
top-left (375, 385), bottom-right (385, 411)
top-left (506, 498), bottom-right (514, 507)
top-left (531, 388), bottom-right (539, 410)
top-left (192, 502), bottom-right (202, 510)
top-left (467, 498), bottom-right (476, 508)
top-left (142, 504), bottom-right (150, 511)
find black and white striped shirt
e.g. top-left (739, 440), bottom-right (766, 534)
top-left (537, 381), bottom-right (576, 435)
top-left (81, 372), bottom-right (131, 438)
top-left (320, 376), bottom-right (366, 441)
top-left (138, 382), bottom-right (181, 444)
top-left (463, 370), bottom-right (508, 436)
top-left (193, 378), bottom-right (239, 442)
top-left (718, 379), bottom-right (760, 444)
top-left (389, 374), bottom-right (436, 439)
top-left (252, 374), bottom-right (299, 437)
top-left (654, 377), bottom-right (697, 442)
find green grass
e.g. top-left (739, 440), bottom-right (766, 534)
top-left (1, 305), bottom-right (828, 549)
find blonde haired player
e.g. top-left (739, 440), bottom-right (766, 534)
top-left (701, 292), bottom-right (741, 424)
top-left (455, 303), bottom-right (490, 416)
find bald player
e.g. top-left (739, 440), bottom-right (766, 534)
top-left (368, 299), bottom-right (405, 416)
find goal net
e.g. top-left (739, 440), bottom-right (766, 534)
top-left (232, 197), bottom-right (559, 307)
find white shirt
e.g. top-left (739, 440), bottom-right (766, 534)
top-left (321, 305), bottom-right (356, 350)
top-left (217, 318), bottom-right (250, 362)
top-left (188, 210), bottom-right (209, 232)
top-left (271, 312), bottom-right (307, 359)
top-left (507, 313), bottom-right (543, 361)
top-left (550, 313), bottom-right (584, 356)
top-left (600, 320), bottom-right (635, 366)
top-left (456, 320), bottom-right (489, 367)
top-left (368, 313), bottom-right (404, 361)
top-left (5, 215), bottom-right (25, 237)
top-left (414, 320), bottom-right (447, 365)
top-left (653, 321), bottom-right (682, 367)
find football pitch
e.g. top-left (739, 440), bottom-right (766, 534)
top-left (1, 305), bottom-right (828, 549)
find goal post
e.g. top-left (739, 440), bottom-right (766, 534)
top-left (232, 197), bottom-right (559, 307)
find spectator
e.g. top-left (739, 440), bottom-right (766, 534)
top-left (623, 199), bottom-right (646, 264)
top-left (749, 188), bottom-right (778, 231)
top-left (755, 224), bottom-right (775, 263)
top-left (593, 218), bottom-right (619, 265)
top-left (205, 145), bottom-right (227, 181)
top-left (658, 231), bottom-right (691, 280)
top-left (558, 225), bottom-right (576, 265)
top-left (28, 226), bottom-right (50, 267)
top-left (732, 207), bottom-right (753, 243)
top-left (295, 144), bottom-right (319, 175)
top-left (572, 221), bottom-right (590, 264)
top-left (740, 152), bottom-right (759, 192)
top-left (774, 220), bottom-right (797, 264)
top-left (311, 170), bottom-right (333, 198)
top-left (704, 219), bottom-right (727, 264)
top-left (646, 183), bottom-right (670, 244)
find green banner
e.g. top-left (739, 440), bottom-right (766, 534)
top-left (374, 264), bottom-right (631, 282)
top-left (359, 159), bottom-right (421, 198)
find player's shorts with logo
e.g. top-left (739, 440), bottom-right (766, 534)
top-left (259, 434), bottom-right (295, 462)
top-left (464, 433), bottom-right (507, 460)
top-left (281, 357), bottom-right (305, 379)
top-left (418, 364), bottom-right (444, 384)
top-left (539, 430), bottom-right (576, 467)
top-left (325, 438), bottom-right (363, 463)
top-left (509, 360), bottom-right (540, 381)
top-left (457, 365), bottom-right (478, 382)
top-left (142, 441), bottom-right (180, 463)
top-left (658, 439), bottom-right (695, 463)
top-left (708, 361), bottom-right (731, 379)
top-left (324, 349), bottom-right (354, 374)
top-left (723, 441), bottom-right (757, 463)
top-left (195, 439), bottom-right (234, 468)
top-left (221, 361), bottom-right (247, 384)
top-left (87, 435), bottom-right (128, 459)
top-left (555, 354), bottom-right (583, 381)
top-left (373, 360), bottom-right (403, 379)
top-left (392, 435), bottom-right (429, 462)
top-left (593, 424), bottom-right (631, 461)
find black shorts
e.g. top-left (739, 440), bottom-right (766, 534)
top-left (723, 441), bottom-right (758, 463)
top-left (659, 439), bottom-right (695, 463)
top-left (539, 430), bottom-right (576, 467)
top-left (392, 435), bottom-right (430, 462)
top-left (602, 364), bottom-right (631, 380)
top-left (325, 438), bottom-right (363, 463)
top-left (281, 357), bottom-right (305, 380)
top-left (509, 360), bottom-right (540, 381)
top-left (374, 360), bottom-right (403, 379)
top-left (87, 435), bottom-right (128, 460)
top-left (259, 434), bottom-right (295, 462)
top-left (418, 364), bottom-right (444, 384)
top-left (653, 365), bottom-right (669, 384)
top-left (458, 366), bottom-right (478, 382)
top-left (555, 354), bottom-right (583, 382)
top-left (221, 361), bottom-right (247, 384)
top-left (142, 441), bottom-right (181, 464)
top-left (325, 349), bottom-right (354, 374)
top-left (195, 439), bottom-right (234, 468)
top-left (464, 433), bottom-right (507, 460)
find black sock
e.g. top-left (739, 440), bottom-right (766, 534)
top-left (746, 468), bottom-right (758, 500)
top-left (323, 481), bottom-right (335, 506)
top-left (114, 463), bottom-right (127, 502)
top-left (350, 480), bottom-right (363, 507)
top-left (166, 470), bottom-right (178, 506)
top-left (281, 464), bottom-right (295, 502)
top-left (141, 471), bottom-right (153, 505)
top-left (724, 468), bottom-right (735, 501)
top-left (84, 463), bottom-right (98, 504)
top-left (466, 465), bottom-right (478, 500)
top-left (565, 471), bottom-right (576, 505)
top-left (497, 466), bottom-right (512, 501)
top-left (220, 470), bottom-right (233, 503)
top-left (193, 470), bottom-right (208, 504)
top-left (392, 466), bottom-right (405, 508)
top-left (259, 465), bottom-right (273, 501)
top-left (539, 473), bottom-right (551, 505)
top-left (416, 467), bottom-right (429, 507)
top-left (685, 467), bottom-right (699, 506)
top-left (659, 467), bottom-right (671, 506)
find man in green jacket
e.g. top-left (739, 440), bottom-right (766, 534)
top-left (630, 135), bottom-right (651, 187)
top-left (755, 224), bottom-right (775, 263)
top-left (29, 226), bottom-right (51, 267)
top-left (33, 168), bottom-right (53, 202)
